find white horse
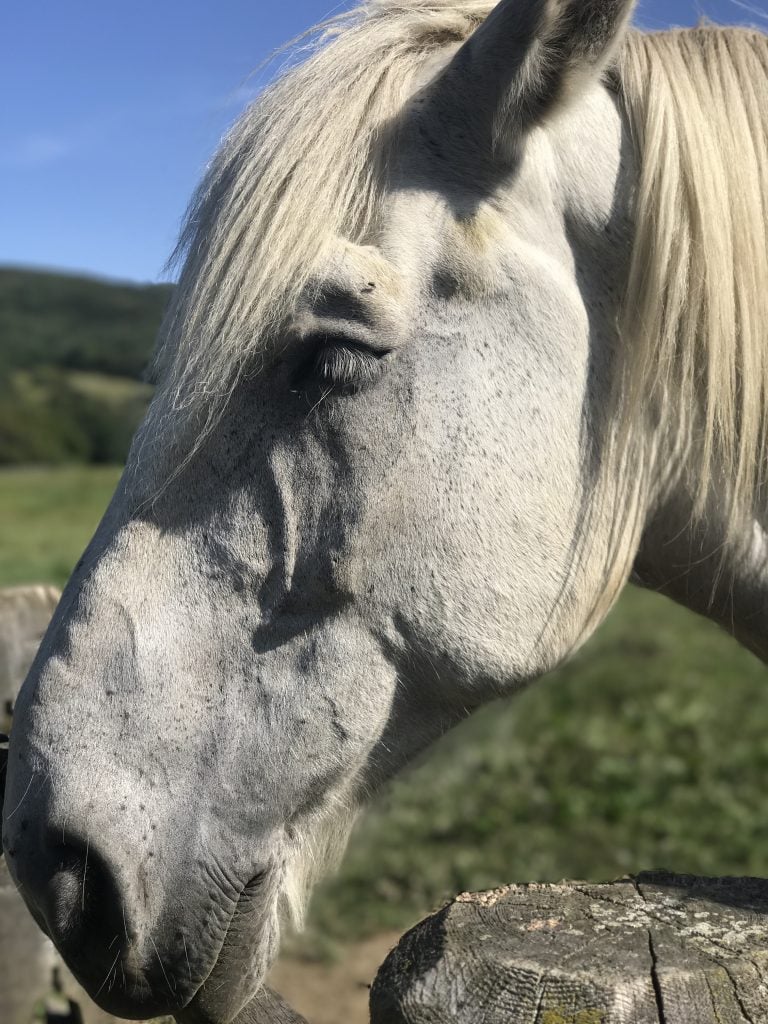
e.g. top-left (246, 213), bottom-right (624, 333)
top-left (5, 0), bottom-right (768, 1020)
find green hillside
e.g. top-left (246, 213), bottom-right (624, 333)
top-left (0, 267), bottom-right (171, 379)
top-left (0, 268), bottom-right (170, 464)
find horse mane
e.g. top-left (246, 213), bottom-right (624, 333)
top-left (157, 1), bottom-right (768, 533)
top-left (618, 26), bottom-right (768, 528)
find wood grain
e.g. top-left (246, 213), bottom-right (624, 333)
top-left (370, 872), bottom-right (768, 1023)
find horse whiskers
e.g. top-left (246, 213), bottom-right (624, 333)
top-left (149, 934), bottom-right (176, 997)
top-left (305, 386), bottom-right (334, 419)
top-left (5, 772), bottom-right (36, 823)
top-left (81, 833), bottom-right (90, 914)
top-left (182, 932), bottom-right (192, 984)
top-left (94, 947), bottom-right (122, 1000)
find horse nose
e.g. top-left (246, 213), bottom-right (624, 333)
top-left (5, 817), bottom-right (192, 1017)
top-left (27, 828), bottom-right (127, 966)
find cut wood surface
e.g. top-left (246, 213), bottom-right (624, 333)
top-left (370, 871), bottom-right (768, 1023)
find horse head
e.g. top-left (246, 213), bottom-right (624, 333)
top-left (8, 0), bottom-right (768, 1020)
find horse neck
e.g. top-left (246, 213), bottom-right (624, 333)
top-left (633, 477), bottom-right (768, 662)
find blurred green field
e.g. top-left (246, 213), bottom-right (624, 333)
top-left (0, 268), bottom-right (162, 467)
top-left (0, 465), bottom-right (121, 587)
top-left (2, 465), bottom-right (768, 957)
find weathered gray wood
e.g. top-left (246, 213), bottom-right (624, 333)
top-left (0, 585), bottom-right (60, 733)
top-left (0, 858), bottom-right (58, 1024)
top-left (370, 872), bottom-right (768, 1023)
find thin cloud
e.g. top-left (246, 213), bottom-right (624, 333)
top-left (729, 0), bottom-right (768, 20)
top-left (2, 134), bottom-right (71, 168)
top-left (219, 83), bottom-right (262, 111)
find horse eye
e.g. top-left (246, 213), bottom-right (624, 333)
top-left (294, 337), bottom-right (389, 392)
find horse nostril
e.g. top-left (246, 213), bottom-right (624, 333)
top-left (40, 829), bottom-right (126, 957)
top-left (8, 821), bottom-right (187, 1017)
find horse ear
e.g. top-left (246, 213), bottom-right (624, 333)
top-left (427, 0), bottom-right (636, 164)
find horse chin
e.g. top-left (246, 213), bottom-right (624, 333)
top-left (74, 978), bottom-right (180, 1022)
top-left (83, 874), bottom-right (280, 1023)
top-left (179, 889), bottom-right (281, 1024)
top-left (77, 925), bottom-right (273, 1024)
top-left (180, 952), bottom-right (268, 1024)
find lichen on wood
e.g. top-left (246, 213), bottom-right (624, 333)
top-left (370, 872), bottom-right (768, 1023)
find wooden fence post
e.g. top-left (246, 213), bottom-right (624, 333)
top-left (370, 872), bottom-right (768, 1023)
top-left (0, 585), bottom-right (60, 733)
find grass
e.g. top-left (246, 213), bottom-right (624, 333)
top-left (0, 465), bottom-right (121, 587)
top-left (66, 370), bottom-right (153, 404)
top-left (3, 465), bottom-right (768, 959)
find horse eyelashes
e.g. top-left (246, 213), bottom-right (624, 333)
top-left (296, 338), bottom-right (388, 393)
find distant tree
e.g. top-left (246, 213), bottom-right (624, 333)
top-left (0, 267), bottom-right (172, 380)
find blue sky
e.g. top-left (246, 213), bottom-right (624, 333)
top-left (1, 0), bottom-right (762, 283)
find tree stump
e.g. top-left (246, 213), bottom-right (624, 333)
top-left (370, 871), bottom-right (768, 1023)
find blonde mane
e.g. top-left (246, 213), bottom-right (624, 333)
top-left (619, 26), bottom-right (768, 528)
top-left (158, 2), bottom-right (768, 528)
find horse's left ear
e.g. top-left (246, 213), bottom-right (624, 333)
top-left (427, 0), bottom-right (636, 164)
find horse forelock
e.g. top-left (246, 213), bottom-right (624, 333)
top-left (150, 0), bottom-right (499, 449)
